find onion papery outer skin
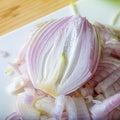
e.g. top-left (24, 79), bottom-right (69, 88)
top-left (26, 15), bottom-right (101, 97)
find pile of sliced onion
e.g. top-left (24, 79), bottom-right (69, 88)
top-left (6, 15), bottom-right (120, 120)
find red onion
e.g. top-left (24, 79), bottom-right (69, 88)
top-left (25, 15), bottom-right (101, 97)
top-left (6, 15), bottom-right (120, 120)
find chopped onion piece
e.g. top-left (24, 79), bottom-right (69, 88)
top-left (16, 93), bottom-right (40, 120)
top-left (53, 95), bottom-right (65, 120)
top-left (95, 67), bottom-right (120, 93)
top-left (65, 96), bottom-right (77, 120)
top-left (90, 93), bottom-right (120, 120)
top-left (7, 76), bottom-right (25, 94)
top-left (5, 112), bottom-right (22, 120)
top-left (108, 108), bottom-right (120, 120)
top-left (35, 97), bottom-right (55, 115)
top-left (73, 96), bottom-right (90, 120)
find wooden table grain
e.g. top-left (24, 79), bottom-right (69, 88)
top-left (0, 0), bottom-right (76, 35)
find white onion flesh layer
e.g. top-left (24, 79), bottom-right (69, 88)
top-left (26, 15), bottom-right (101, 97)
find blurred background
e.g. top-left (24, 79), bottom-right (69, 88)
top-left (0, 0), bottom-right (120, 35)
top-left (0, 0), bottom-right (76, 35)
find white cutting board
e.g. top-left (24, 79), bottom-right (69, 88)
top-left (0, 0), bottom-right (120, 119)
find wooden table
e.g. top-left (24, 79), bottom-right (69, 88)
top-left (0, 0), bottom-right (76, 35)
